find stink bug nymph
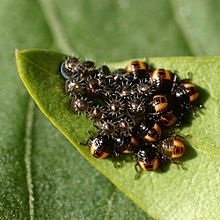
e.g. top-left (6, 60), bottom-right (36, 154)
top-left (135, 146), bottom-right (159, 171)
top-left (172, 82), bottom-right (200, 111)
top-left (160, 135), bottom-right (185, 160)
top-left (90, 135), bottom-right (113, 158)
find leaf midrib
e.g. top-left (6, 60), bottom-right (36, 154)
top-left (24, 99), bottom-right (36, 220)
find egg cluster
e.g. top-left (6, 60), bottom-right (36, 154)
top-left (59, 57), bottom-right (201, 172)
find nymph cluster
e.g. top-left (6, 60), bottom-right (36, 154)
top-left (59, 57), bottom-right (201, 172)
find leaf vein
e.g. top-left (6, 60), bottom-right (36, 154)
top-left (24, 99), bottom-right (36, 220)
top-left (37, 0), bottom-right (77, 55)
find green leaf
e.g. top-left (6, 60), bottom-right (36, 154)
top-left (16, 48), bottom-right (220, 220)
top-left (2, 0), bottom-right (220, 219)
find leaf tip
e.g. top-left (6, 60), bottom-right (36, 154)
top-left (15, 49), bottom-right (21, 60)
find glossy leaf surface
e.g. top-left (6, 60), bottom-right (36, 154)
top-left (16, 49), bottom-right (220, 220)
